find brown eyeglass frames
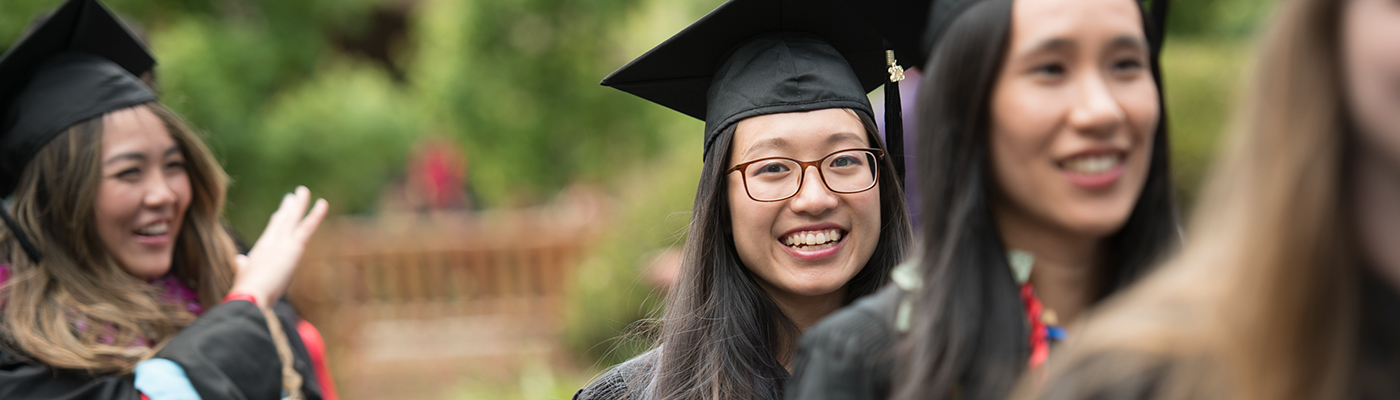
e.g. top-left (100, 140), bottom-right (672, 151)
top-left (725, 148), bottom-right (884, 202)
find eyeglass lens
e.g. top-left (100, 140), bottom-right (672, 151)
top-left (742, 150), bottom-right (878, 201)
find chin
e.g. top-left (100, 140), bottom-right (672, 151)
top-left (778, 277), bottom-right (849, 298)
top-left (120, 257), bottom-right (174, 280)
top-left (1063, 198), bottom-right (1138, 236)
top-left (1067, 214), bottom-right (1133, 238)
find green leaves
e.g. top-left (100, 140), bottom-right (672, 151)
top-left (0, 0), bottom-right (708, 236)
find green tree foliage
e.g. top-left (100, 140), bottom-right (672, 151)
top-left (1, 0), bottom-right (703, 237)
top-left (1165, 0), bottom-right (1274, 39)
top-left (405, 0), bottom-right (693, 207)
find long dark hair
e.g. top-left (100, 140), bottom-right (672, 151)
top-left (648, 111), bottom-right (913, 400)
top-left (891, 0), bottom-right (1179, 399)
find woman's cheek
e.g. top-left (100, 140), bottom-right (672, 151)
top-left (1124, 81), bottom-right (1161, 142)
top-left (173, 173), bottom-right (194, 215)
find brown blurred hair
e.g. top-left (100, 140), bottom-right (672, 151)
top-left (1, 103), bottom-right (239, 374)
top-left (1027, 0), bottom-right (1357, 398)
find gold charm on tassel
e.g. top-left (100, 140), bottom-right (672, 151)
top-left (886, 50), bottom-right (905, 83)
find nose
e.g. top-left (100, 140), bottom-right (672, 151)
top-left (788, 165), bottom-right (838, 215)
top-left (142, 173), bottom-right (178, 210)
top-left (1067, 72), bottom-right (1127, 137)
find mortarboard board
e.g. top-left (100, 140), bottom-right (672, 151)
top-left (601, 0), bottom-right (912, 179)
top-left (0, 0), bottom-right (157, 263)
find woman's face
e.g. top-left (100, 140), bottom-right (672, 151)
top-left (988, 0), bottom-right (1158, 239)
top-left (1343, 0), bottom-right (1400, 158)
top-left (94, 106), bottom-right (192, 280)
top-left (726, 109), bottom-right (882, 301)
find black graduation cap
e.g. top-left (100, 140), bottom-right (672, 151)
top-left (601, 0), bottom-right (910, 178)
top-left (857, 0), bottom-right (934, 71)
top-left (0, 0), bottom-right (157, 263)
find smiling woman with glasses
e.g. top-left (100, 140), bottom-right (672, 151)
top-left (572, 0), bottom-right (915, 398)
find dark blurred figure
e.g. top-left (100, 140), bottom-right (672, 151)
top-left (1021, 0), bottom-right (1400, 399)
top-left (785, 0), bottom-right (1177, 399)
top-left (379, 136), bottom-right (479, 212)
top-left (407, 136), bottom-right (472, 210)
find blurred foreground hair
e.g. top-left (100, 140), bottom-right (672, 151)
top-left (1025, 0), bottom-right (1359, 398)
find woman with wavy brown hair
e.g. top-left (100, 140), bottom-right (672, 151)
top-left (1022, 0), bottom-right (1400, 398)
top-left (0, 0), bottom-right (334, 398)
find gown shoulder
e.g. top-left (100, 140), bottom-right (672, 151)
top-left (785, 285), bottom-right (903, 400)
top-left (574, 348), bottom-right (658, 400)
top-left (0, 299), bottom-right (326, 400)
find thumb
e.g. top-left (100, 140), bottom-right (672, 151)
top-left (234, 254), bottom-right (250, 274)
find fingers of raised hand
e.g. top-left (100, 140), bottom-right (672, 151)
top-left (267, 187), bottom-right (314, 233)
top-left (253, 191), bottom-right (298, 250)
top-left (275, 187), bottom-right (311, 232)
top-left (262, 187), bottom-right (327, 247)
top-left (294, 198), bottom-right (330, 243)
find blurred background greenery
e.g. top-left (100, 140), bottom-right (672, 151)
top-left (0, 0), bottom-right (1274, 398)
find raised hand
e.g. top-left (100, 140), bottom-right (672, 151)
top-left (229, 186), bottom-right (329, 308)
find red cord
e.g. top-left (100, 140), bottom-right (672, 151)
top-left (221, 292), bottom-right (258, 307)
top-left (297, 321), bottom-right (340, 400)
top-left (1022, 283), bottom-right (1050, 369)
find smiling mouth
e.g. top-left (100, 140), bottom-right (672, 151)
top-left (781, 229), bottom-right (845, 251)
top-left (135, 222), bottom-right (169, 237)
top-left (1059, 153), bottom-right (1123, 175)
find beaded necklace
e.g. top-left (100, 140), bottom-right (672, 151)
top-left (891, 251), bottom-right (1068, 369)
top-left (1008, 250), bottom-right (1067, 369)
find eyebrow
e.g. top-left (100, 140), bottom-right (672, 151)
top-left (743, 131), bottom-right (867, 158)
top-left (104, 145), bottom-right (183, 166)
top-left (1022, 35), bottom-right (1147, 56)
top-left (744, 137), bottom-right (793, 158)
top-left (1027, 38), bottom-right (1076, 55)
top-left (825, 132), bottom-right (868, 146)
top-left (1105, 35), bottom-right (1148, 51)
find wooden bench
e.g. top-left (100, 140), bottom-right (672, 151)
top-left (288, 197), bottom-right (605, 398)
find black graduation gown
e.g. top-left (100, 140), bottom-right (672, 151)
top-left (0, 300), bottom-right (326, 400)
top-left (784, 285), bottom-right (902, 400)
top-left (573, 349), bottom-right (657, 400)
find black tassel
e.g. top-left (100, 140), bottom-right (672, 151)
top-left (885, 49), bottom-right (906, 185)
top-left (1151, 0), bottom-right (1169, 44)
top-left (0, 206), bottom-right (42, 263)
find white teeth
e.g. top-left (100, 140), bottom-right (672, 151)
top-left (1063, 154), bottom-right (1120, 174)
top-left (782, 229), bottom-right (844, 249)
top-left (136, 223), bottom-right (168, 235)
